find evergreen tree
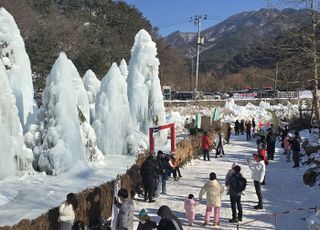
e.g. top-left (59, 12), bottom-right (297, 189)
top-left (31, 0), bottom-right (56, 14)
top-left (25, 23), bottom-right (59, 90)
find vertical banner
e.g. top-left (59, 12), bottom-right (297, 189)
top-left (195, 113), bottom-right (201, 129)
top-left (111, 175), bottom-right (121, 230)
top-left (212, 108), bottom-right (220, 121)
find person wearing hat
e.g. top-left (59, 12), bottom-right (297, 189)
top-left (137, 209), bottom-right (157, 230)
top-left (114, 188), bottom-right (134, 230)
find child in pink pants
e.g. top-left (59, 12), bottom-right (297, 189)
top-left (184, 194), bottom-right (198, 226)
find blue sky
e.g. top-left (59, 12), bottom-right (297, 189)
top-left (124, 0), bottom-right (270, 36)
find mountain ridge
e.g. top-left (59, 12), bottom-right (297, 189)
top-left (164, 8), bottom-right (313, 90)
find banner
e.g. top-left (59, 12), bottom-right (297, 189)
top-left (195, 113), bottom-right (201, 129)
top-left (212, 108), bottom-right (220, 121)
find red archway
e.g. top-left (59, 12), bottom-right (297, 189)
top-left (149, 123), bottom-right (176, 153)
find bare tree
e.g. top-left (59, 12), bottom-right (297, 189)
top-left (268, 0), bottom-right (320, 128)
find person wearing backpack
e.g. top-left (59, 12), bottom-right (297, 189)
top-left (247, 154), bottom-right (266, 210)
top-left (226, 165), bottom-right (245, 223)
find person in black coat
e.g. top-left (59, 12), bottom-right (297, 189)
top-left (140, 155), bottom-right (158, 202)
top-left (226, 166), bottom-right (243, 223)
top-left (245, 120), bottom-right (252, 140)
top-left (266, 128), bottom-right (276, 160)
top-left (157, 205), bottom-right (183, 230)
top-left (240, 120), bottom-right (245, 135)
top-left (234, 120), bottom-right (240, 135)
top-left (252, 118), bottom-right (256, 133)
top-left (226, 123), bottom-right (232, 144)
top-left (291, 131), bottom-right (302, 168)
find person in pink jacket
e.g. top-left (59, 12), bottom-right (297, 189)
top-left (184, 194), bottom-right (198, 226)
top-left (283, 133), bottom-right (292, 162)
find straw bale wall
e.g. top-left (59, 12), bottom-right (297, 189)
top-left (0, 130), bottom-right (216, 230)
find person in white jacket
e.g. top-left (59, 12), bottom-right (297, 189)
top-left (247, 154), bottom-right (265, 210)
top-left (58, 193), bottom-right (77, 230)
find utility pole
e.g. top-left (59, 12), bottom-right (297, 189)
top-left (190, 58), bottom-right (194, 91)
top-left (275, 62), bottom-right (278, 90)
top-left (191, 15), bottom-right (207, 98)
top-left (274, 62), bottom-right (278, 98)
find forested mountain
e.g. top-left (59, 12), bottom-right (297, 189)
top-left (165, 8), bottom-right (317, 91)
top-left (2, 1), bottom-right (317, 92)
top-left (1, 0), bottom-right (190, 91)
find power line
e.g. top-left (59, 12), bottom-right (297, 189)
top-left (155, 17), bottom-right (192, 28)
top-left (155, 15), bottom-right (227, 29)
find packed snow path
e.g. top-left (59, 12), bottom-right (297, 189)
top-left (133, 134), bottom-right (320, 229)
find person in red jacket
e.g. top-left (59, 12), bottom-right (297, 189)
top-left (202, 132), bottom-right (212, 161)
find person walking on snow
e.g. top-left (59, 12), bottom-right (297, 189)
top-left (252, 118), bottom-right (256, 133)
top-left (184, 194), bottom-right (198, 226)
top-left (283, 133), bottom-right (292, 162)
top-left (226, 123), bottom-right (232, 144)
top-left (247, 154), bottom-right (266, 209)
top-left (202, 131), bottom-right (212, 161)
top-left (234, 120), bottom-right (240, 135)
top-left (240, 120), bottom-right (245, 135)
top-left (158, 154), bottom-right (173, 195)
top-left (245, 120), bottom-right (252, 140)
top-left (199, 172), bottom-right (224, 226)
top-left (226, 165), bottom-right (244, 223)
top-left (291, 131), bottom-right (302, 168)
top-left (140, 155), bottom-right (158, 202)
top-left (215, 132), bottom-right (225, 157)
top-left (266, 128), bottom-right (276, 160)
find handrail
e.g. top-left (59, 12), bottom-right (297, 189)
top-left (236, 206), bottom-right (317, 230)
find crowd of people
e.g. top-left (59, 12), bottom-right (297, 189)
top-left (140, 151), bottom-right (182, 203)
top-left (56, 116), bottom-right (302, 230)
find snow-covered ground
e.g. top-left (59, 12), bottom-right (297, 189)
top-left (133, 133), bottom-right (320, 230)
top-left (0, 155), bottom-right (136, 226)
